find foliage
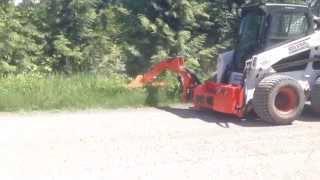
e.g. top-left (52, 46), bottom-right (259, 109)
top-left (1, 0), bottom-right (308, 76)
top-left (0, 2), bottom-right (45, 74)
top-left (127, 0), bottom-right (234, 75)
top-left (0, 73), bottom-right (180, 111)
top-left (0, 0), bottom-right (238, 76)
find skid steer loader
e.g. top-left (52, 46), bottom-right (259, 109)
top-left (129, 2), bottom-right (320, 125)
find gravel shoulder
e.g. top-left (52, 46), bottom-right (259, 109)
top-left (0, 105), bottom-right (319, 180)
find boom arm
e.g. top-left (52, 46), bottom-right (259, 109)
top-left (128, 57), bottom-right (200, 102)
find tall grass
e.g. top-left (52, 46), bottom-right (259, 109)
top-left (0, 74), bottom-right (181, 111)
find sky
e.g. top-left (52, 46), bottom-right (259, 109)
top-left (14, 0), bottom-right (22, 5)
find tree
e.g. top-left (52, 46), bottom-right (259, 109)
top-left (0, 0), bottom-right (308, 77)
top-left (123, 0), bottom-right (235, 76)
top-left (30, 0), bottom-right (130, 75)
top-left (0, 1), bottom-right (44, 74)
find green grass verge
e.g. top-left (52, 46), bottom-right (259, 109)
top-left (0, 74), bottom-right (181, 111)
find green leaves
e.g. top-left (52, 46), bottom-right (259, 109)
top-left (131, 0), bottom-right (236, 76)
top-left (53, 35), bottom-right (80, 59)
top-left (0, 0), bottom-right (255, 77)
top-left (138, 15), bottom-right (157, 33)
top-left (0, 3), bottom-right (44, 74)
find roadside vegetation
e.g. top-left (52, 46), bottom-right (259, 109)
top-left (0, 0), bottom-right (304, 111)
top-left (0, 73), bottom-right (181, 111)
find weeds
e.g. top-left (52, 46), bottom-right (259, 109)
top-left (0, 73), bottom-right (181, 111)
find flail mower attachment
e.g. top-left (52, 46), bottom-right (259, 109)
top-left (128, 57), bottom-right (245, 117)
top-left (128, 57), bottom-right (200, 102)
top-left (128, 75), bottom-right (166, 89)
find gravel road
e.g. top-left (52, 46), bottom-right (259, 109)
top-left (0, 105), bottom-right (319, 180)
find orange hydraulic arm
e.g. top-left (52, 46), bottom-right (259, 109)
top-left (128, 57), bottom-right (200, 102)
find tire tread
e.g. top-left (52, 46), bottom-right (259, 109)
top-left (253, 75), bottom-right (303, 125)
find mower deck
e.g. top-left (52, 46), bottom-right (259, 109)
top-left (193, 82), bottom-right (245, 118)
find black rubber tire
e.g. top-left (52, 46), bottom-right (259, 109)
top-left (253, 75), bottom-right (305, 125)
top-left (311, 77), bottom-right (320, 114)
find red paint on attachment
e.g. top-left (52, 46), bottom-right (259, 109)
top-left (193, 82), bottom-right (245, 118)
top-left (129, 57), bottom-right (246, 118)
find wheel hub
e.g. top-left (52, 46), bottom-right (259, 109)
top-left (275, 86), bottom-right (299, 113)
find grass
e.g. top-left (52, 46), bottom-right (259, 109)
top-left (0, 74), bottom-right (181, 111)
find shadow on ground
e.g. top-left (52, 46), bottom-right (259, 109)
top-left (300, 105), bottom-right (320, 122)
top-left (157, 105), bottom-right (319, 128)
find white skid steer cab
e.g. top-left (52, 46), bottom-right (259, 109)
top-left (130, 2), bottom-right (320, 125)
